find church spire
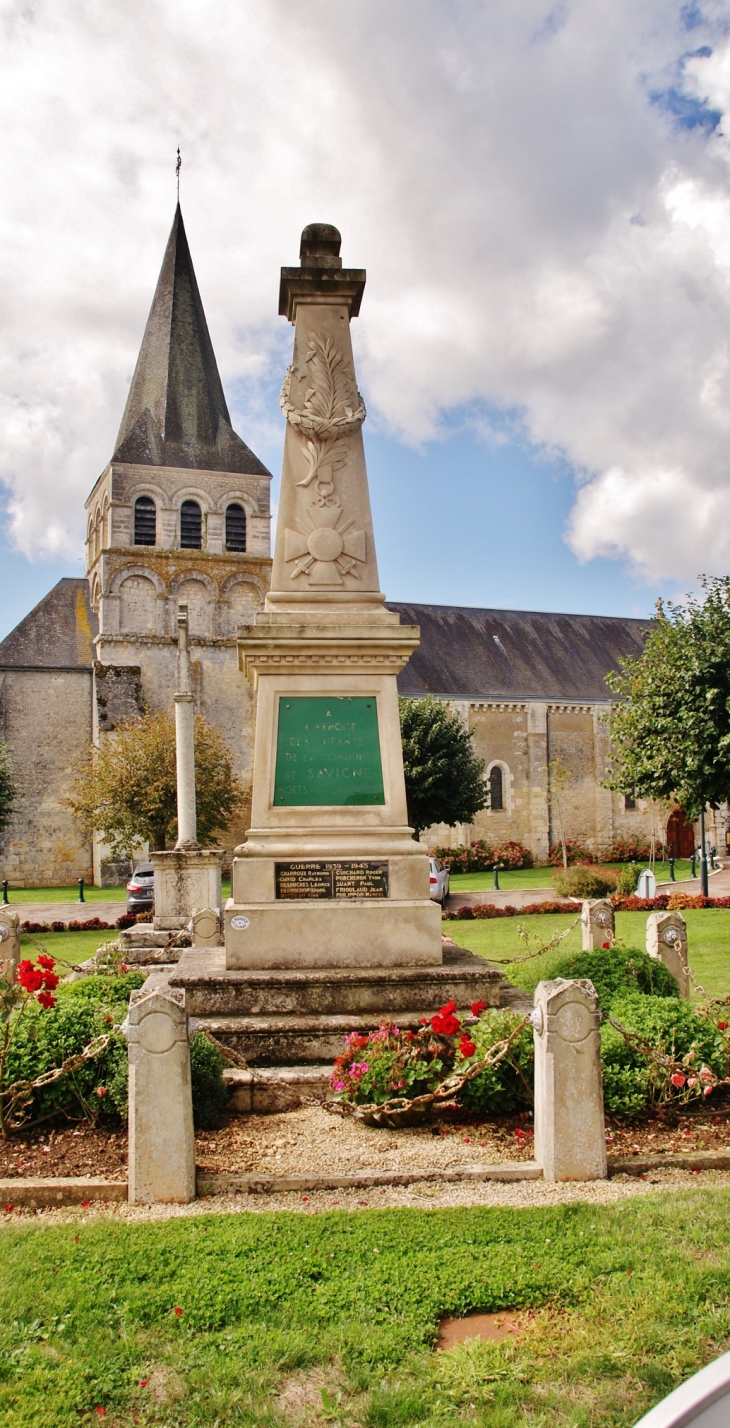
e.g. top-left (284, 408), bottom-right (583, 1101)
top-left (113, 205), bottom-right (268, 476)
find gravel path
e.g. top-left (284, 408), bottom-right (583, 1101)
top-left (4, 1166), bottom-right (729, 1226)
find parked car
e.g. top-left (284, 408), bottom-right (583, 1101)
top-left (429, 856), bottom-right (450, 906)
top-left (126, 862), bottom-right (154, 914)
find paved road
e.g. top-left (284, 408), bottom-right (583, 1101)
top-left (8, 901), bottom-right (127, 925)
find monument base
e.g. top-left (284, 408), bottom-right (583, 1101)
top-left (224, 896), bottom-right (442, 969)
top-left (152, 848), bottom-right (224, 930)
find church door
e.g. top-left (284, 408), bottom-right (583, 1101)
top-left (666, 808), bottom-right (696, 857)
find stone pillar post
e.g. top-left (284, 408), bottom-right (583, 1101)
top-left (581, 898), bottom-right (615, 951)
top-left (0, 909), bottom-right (20, 981)
top-left (126, 986), bottom-right (196, 1204)
top-left (174, 603), bottom-right (198, 851)
top-left (646, 911), bottom-right (690, 998)
top-left (532, 977), bottom-right (607, 1181)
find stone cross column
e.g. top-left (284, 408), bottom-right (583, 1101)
top-left (126, 985), bottom-right (196, 1203)
top-left (174, 602), bottom-right (199, 850)
top-left (646, 911), bottom-right (690, 998)
top-left (532, 977), bottom-right (607, 1181)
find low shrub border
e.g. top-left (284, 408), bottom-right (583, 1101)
top-left (445, 893), bottom-right (730, 919)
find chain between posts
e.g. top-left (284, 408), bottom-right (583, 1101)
top-left (327, 1016), bottom-right (529, 1128)
top-left (0, 1031), bottom-right (117, 1129)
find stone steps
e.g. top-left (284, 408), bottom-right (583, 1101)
top-left (191, 1008), bottom-right (466, 1063)
top-left (169, 946), bottom-right (501, 1019)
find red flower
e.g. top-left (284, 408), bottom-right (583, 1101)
top-left (719, 1022), bottom-right (728, 1031)
top-left (37, 954), bottom-right (55, 971)
top-left (602, 942), bottom-right (611, 950)
top-left (16, 961), bottom-right (43, 993)
top-left (138, 1379), bottom-right (149, 1387)
top-left (36, 991), bottom-right (56, 1010)
top-left (470, 1001), bottom-right (487, 1016)
top-left (41, 970), bottom-right (59, 991)
top-left (670, 1073), bottom-right (686, 1087)
top-left (174, 1306), bottom-right (183, 1317)
top-left (95, 1086), bottom-right (108, 1097)
top-left (431, 1012), bottom-right (460, 1035)
top-left (459, 1039), bottom-right (476, 1058)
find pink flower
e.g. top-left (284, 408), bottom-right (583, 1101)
top-left (332, 1080), bottom-right (345, 1092)
top-left (688, 1077), bottom-right (698, 1088)
top-left (700, 1066), bottom-right (713, 1081)
top-left (704, 1085), bottom-right (713, 1096)
top-left (670, 1073), bottom-right (686, 1087)
top-left (95, 1086), bottom-right (107, 1097)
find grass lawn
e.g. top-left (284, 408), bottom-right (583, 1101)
top-left (3, 877), bottom-right (233, 906)
top-left (19, 928), bottom-right (126, 971)
top-left (450, 908), bottom-right (730, 999)
top-left (1, 1191), bottom-right (729, 1427)
top-left (449, 861), bottom-right (696, 892)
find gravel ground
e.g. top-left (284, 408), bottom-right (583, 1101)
top-left (3, 1167), bottom-right (730, 1226)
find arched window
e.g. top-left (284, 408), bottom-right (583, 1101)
top-left (489, 765), bottom-right (504, 811)
top-left (134, 496), bottom-right (156, 546)
top-left (180, 499), bottom-right (202, 549)
top-left (226, 502), bottom-right (247, 552)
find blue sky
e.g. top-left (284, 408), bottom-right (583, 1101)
top-left (1, 0), bottom-right (729, 642)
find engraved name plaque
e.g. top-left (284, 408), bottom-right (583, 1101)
top-left (273, 696), bottom-right (385, 807)
top-left (275, 860), bottom-right (389, 900)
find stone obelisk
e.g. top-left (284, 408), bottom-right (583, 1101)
top-left (225, 224), bottom-right (442, 969)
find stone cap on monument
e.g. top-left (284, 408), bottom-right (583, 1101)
top-left (279, 224), bottom-right (366, 322)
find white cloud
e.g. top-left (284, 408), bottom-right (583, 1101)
top-left (0, 0), bottom-right (729, 583)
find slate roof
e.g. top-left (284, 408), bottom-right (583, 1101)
top-left (388, 603), bottom-right (652, 702)
top-left (0, 579), bottom-right (97, 670)
top-left (113, 205), bottom-right (270, 477)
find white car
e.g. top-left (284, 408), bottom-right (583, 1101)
top-left (429, 856), bottom-right (450, 906)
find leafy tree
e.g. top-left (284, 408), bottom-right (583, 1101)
top-left (606, 576), bottom-right (730, 818)
top-left (66, 710), bottom-right (245, 856)
top-left (399, 696), bottom-right (487, 836)
top-left (0, 741), bottom-right (17, 839)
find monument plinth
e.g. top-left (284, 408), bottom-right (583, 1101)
top-left (225, 224), bottom-right (441, 969)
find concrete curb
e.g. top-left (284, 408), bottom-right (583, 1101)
top-left (3, 1150), bottom-right (730, 1206)
top-left (0, 1177), bottom-right (127, 1207)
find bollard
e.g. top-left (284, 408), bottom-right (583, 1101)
top-left (493, 863), bottom-right (500, 891)
top-left (581, 898), bottom-right (615, 951)
top-left (0, 909), bottom-right (21, 981)
top-left (1, 880), bottom-right (8, 905)
top-left (690, 850), bottom-right (697, 879)
top-left (77, 877), bottom-right (85, 904)
top-left (532, 978), bottom-right (607, 1182)
top-left (646, 911), bottom-right (689, 999)
top-left (669, 844), bottom-right (676, 882)
top-left (125, 986), bottom-right (196, 1203)
top-left (191, 907), bottom-right (221, 948)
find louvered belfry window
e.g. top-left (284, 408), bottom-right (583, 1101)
top-left (225, 502), bottom-right (247, 552)
top-left (134, 496), bottom-right (156, 546)
top-left (489, 765), bottom-right (504, 811)
top-left (180, 500), bottom-right (202, 549)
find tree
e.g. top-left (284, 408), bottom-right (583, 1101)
top-left (399, 696), bottom-right (488, 836)
top-left (606, 576), bottom-right (730, 819)
top-left (66, 710), bottom-right (245, 856)
top-left (0, 741), bottom-right (17, 840)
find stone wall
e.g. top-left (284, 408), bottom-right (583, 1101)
top-left (0, 669), bottom-right (93, 886)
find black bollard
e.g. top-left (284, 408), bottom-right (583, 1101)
top-left (77, 877), bottom-right (85, 904)
top-left (690, 850), bottom-right (696, 879)
top-left (493, 862), bottom-right (500, 891)
top-left (669, 845), bottom-right (676, 882)
top-left (1, 879), bottom-right (8, 905)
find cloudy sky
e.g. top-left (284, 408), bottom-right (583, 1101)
top-left (2, 0), bottom-right (730, 638)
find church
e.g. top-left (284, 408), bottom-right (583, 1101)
top-left (0, 208), bottom-right (679, 887)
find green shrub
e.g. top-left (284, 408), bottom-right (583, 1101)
top-left (3, 972), bottom-right (227, 1131)
top-left (601, 993), bottom-right (728, 1117)
top-left (189, 1031), bottom-right (228, 1129)
top-left (457, 1009), bottom-right (534, 1117)
top-left (552, 865), bottom-right (619, 898)
top-left (549, 946), bottom-right (679, 1008)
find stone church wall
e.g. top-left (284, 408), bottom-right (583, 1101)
top-left (0, 669), bottom-right (93, 886)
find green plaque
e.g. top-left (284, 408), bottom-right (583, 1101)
top-left (274, 696), bottom-right (385, 807)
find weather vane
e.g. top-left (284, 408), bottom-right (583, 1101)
top-left (176, 146), bottom-right (181, 201)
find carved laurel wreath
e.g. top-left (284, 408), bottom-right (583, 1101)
top-left (280, 333), bottom-right (366, 442)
